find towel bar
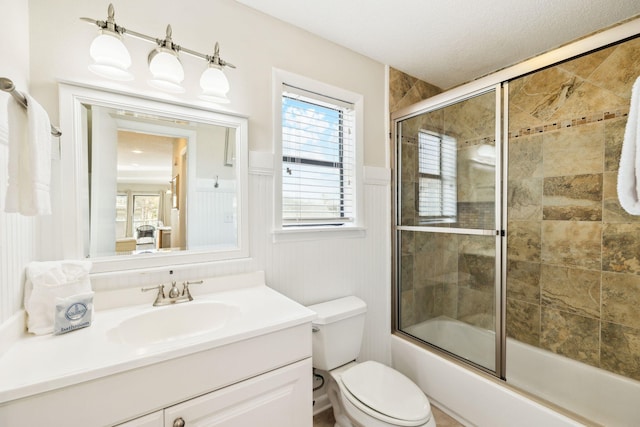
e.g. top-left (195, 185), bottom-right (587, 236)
top-left (0, 77), bottom-right (62, 137)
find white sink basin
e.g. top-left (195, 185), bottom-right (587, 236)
top-left (108, 301), bottom-right (241, 346)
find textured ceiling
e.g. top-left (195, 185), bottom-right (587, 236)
top-left (235, 0), bottom-right (640, 89)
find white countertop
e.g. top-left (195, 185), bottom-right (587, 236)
top-left (0, 275), bottom-right (315, 404)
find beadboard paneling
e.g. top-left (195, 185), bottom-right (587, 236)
top-left (0, 126), bottom-right (39, 324)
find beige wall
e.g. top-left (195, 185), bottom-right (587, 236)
top-left (28, 0), bottom-right (386, 165)
top-left (507, 36), bottom-right (640, 380)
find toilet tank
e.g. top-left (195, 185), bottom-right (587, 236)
top-left (307, 296), bottom-right (367, 371)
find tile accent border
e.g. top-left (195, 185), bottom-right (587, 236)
top-left (509, 108), bottom-right (629, 139)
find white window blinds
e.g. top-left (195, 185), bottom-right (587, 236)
top-left (418, 130), bottom-right (457, 220)
top-left (281, 84), bottom-right (355, 225)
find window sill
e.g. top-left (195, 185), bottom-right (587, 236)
top-left (272, 225), bottom-right (366, 243)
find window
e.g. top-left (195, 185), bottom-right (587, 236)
top-left (417, 130), bottom-right (457, 221)
top-left (274, 69), bottom-right (362, 233)
top-left (132, 194), bottom-right (161, 231)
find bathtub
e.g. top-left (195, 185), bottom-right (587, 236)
top-left (393, 317), bottom-right (640, 426)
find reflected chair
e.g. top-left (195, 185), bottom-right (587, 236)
top-left (136, 225), bottom-right (156, 249)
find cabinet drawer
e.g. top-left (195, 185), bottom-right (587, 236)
top-left (164, 358), bottom-right (312, 427)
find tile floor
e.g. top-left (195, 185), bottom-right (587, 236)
top-left (313, 404), bottom-right (464, 426)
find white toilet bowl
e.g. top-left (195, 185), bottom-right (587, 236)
top-left (308, 297), bottom-right (436, 427)
top-left (326, 361), bottom-right (436, 427)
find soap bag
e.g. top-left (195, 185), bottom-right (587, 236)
top-left (54, 291), bottom-right (94, 335)
top-left (24, 260), bottom-right (93, 335)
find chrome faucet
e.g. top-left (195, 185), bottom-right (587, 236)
top-left (142, 280), bottom-right (204, 306)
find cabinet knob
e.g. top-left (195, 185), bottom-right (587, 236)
top-left (173, 417), bottom-right (186, 427)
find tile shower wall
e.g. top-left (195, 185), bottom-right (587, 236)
top-left (507, 36), bottom-right (640, 380)
top-left (389, 67), bottom-right (441, 113)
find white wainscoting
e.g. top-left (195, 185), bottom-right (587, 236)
top-left (0, 126), bottom-right (39, 324)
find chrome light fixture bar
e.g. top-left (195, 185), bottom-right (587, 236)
top-left (81, 3), bottom-right (235, 102)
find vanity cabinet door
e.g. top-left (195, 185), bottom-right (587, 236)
top-left (116, 410), bottom-right (163, 427)
top-left (163, 358), bottom-right (312, 427)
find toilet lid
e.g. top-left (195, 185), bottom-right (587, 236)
top-left (340, 361), bottom-right (431, 424)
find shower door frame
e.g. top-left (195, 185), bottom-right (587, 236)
top-left (391, 83), bottom-right (507, 379)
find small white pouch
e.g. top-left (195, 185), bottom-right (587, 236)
top-left (54, 292), bottom-right (94, 335)
top-left (24, 260), bottom-right (92, 335)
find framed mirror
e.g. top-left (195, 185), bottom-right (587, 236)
top-left (59, 82), bottom-right (249, 273)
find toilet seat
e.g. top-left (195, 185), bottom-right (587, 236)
top-left (339, 361), bottom-right (432, 426)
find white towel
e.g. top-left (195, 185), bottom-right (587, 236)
top-left (5, 93), bottom-right (52, 215)
top-left (618, 76), bottom-right (640, 215)
top-left (24, 260), bottom-right (92, 335)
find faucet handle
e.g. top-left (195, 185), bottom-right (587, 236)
top-left (141, 284), bottom-right (165, 305)
top-left (141, 284), bottom-right (165, 296)
top-left (182, 280), bottom-right (203, 300)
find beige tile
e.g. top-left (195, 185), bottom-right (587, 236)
top-left (542, 174), bottom-right (602, 221)
top-left (602, 171), bottom-right (640, 223)
top-left (508, 177), bottom-right (543, 220)
top-left (601, 321), bottom-right (640, 381)
top-left (431, 404), bottom-right (465, 427)
top-left (602, 272), bottom-right (640, 329)
top-left (548, 80), bottom-right (628, 122)
top-left (400, 290), bottom-right (416, 329)
top-left (441, 283), bottom-right (459, 319)
top-left (540, 265), bottom-right (601, 318)
top-left (509, 66), bottom-right (582, 122)
top-left (400, 254), bottom-right (414, 291)
top-left (313, 404), bottom-right (465, 427)
top-left (400, 230), bottom-right (415, 254)
top-left (558, 45), bottom-right (615, 79)
top-left (458, 252), bottom-right (495, 293)
top-left (443, 91), bottom-right (495, 142)
top-left (414, 233), bottom-right (459, 287)
top-left (507, 220), bottom-right (541, 262)
top-left (506, 259), bottom-right (540, 304)
top-left (604, 117), bottom-right (626, 172)
top-left (415, 286), bottom-right (438, 323)
top-left (313, 408), bottom-right (335, 427)
top-left (506, 298), bottom-right (540, 346)
top-left (542, 124), bottom-right (604, 178)
top-left (541, 221), bottom-right (602, 270)
top-left (389, 67), bottom-right (441, 113)
top-left (540, 307), bottom-right (600, 367)
top-left (508, 101), bottom-right (545, 132)
top-left (458, 287), bottom-right (494, 329)
top-left (588, 37), bottom-right (640, 99)
top-left (603, 223), bottom-right (640, 275)
top-left (508, 134), bottom-right (543, 180)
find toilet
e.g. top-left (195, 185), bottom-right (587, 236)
top-left (308, 296), bottom-right (436, 427)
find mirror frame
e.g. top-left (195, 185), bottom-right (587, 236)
top-left (58, 82), bottom-right (249, 273)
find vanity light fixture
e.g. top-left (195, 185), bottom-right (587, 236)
top-left (82, 3), bottom-right (235, 102)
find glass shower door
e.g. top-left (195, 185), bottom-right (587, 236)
top-left (394, 86), bottom-right (503, 374)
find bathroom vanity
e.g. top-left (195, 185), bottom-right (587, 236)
top-left (0, 272), bottom-right (315, 427)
